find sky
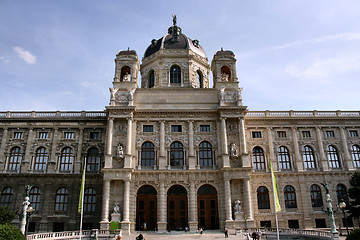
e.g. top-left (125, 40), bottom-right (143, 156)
top-left (0, 0), bottom-right (360, 111)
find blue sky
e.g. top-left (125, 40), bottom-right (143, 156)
top-left (1, 0), bottom-right (359, 111)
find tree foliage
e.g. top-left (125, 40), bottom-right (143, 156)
top-left (346, 228), bottom-right (360, 240)
top-left (348, 172), bottom-right (360, 219)
top-left (0, 224), bottom-right (26, 240)
top-left (0, 207), bottom-right (15, 225)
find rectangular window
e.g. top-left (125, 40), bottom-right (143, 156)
top-left (143, 125), bottom-right (154, 132)
top-left (288, 219), bottom-right (299, 229)
top-left (315, 219), bottom-right (326, 228)
top-left (277, 131), bottom-right (286, 138)
top-left (326, 130), bottom-right (335, 138)
top-left (14, 132), bottom-right (23, 139)
top-left (260, 221), bottom-right (271, 228)
top-left (200, 125), bottom-right (210, 132)
top-left (252, 131), bottom-right (262, 138)
top-left (350, 130), bottom-right (359, 137)
top-left (39, 132), bottom-right (48, 139)
top-left (90, 132), bottom-right (100, 139)
top-left (302, 131), bottom-right (311, 138)
top-left (64, 132), bottom-right (74, 139)
top-left (171, 125), bottom-right (182, 132)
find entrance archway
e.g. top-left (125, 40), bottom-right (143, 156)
top-left (136, 185), bottom-right (157, 230)
top-left (167, 185), bottom-right (188, 230)
top-left (197, 184), bottom-right (219, 229)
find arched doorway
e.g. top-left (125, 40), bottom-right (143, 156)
top-left (136, 185), bottom-right (157, 230)
top-left (167, 185), bottom-right (188, 230)
top-left (198, 185), bottom-right (219, 230)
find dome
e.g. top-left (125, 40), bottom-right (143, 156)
top-left (144, 16), bottom-right (207, 59)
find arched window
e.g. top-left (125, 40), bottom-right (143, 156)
top-left (8, 147), bottom-right (22, 171)
top-left (170, 65), bottom-right (181, 84)
top-left (303, 145), bottom-right (316, 169)
top-left (196, 70), bottom-right (203, 88)
top-left (0, 187), bottom-right (13, 208)
top-left (310, 184), bottom-right (323, 208)
top-left (84, 188), bottom-right (96, 212)
top-left (328, 145), bottom-right (340, 168)
top-left (59, 147), bottom-right (73, 172)
top-left (257, 186), bottom-right (270, 209)
top-left (278, 146), bottom-right (291, 170)
top-left (253, 147), bottom-right (265, 170)
top-left (141, 142), bottom-right (155, 167)
top-left (199, 141), bottom-right (213, 167)
top-left (170, 141), bottom-right (184, 167)
top-left (120, 66), bottom-right (131, 82)
top-left (86, 147), bottom-right (100, 173)
top-left (149, 70), bottom-right (155, 88)
top-left (55, 188), bottom-right (68, 212)
top-left (29, 187), bottom-right (41, 211)
top-left (284, 185), bottom-right (297, 208)
top-left (34, 147), bottom-right (47, 171)
top-left (336, 184), bottom-right (349, 205)
top-left (351, 145), bottom-right (360, 168)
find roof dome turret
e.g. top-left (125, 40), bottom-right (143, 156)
top-left (143, 15), bottom-right (207, 59)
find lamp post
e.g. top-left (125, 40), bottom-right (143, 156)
top-left (20, 185), bottom-right (33, 235)
top-left (339, 200), bottom-right (349, 236)
top-left (25, 204), bottom-right (35, 235)
top-left (321, 183), bottom-right (339, 240)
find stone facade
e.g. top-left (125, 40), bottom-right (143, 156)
top-left (1, 18), bottom-right (359, 234)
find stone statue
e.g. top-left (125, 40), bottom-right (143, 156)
top-left (219, 86), bottom-right (225, 101)
top-left (221, 72), bottom-right (229, 82)
top-left (123, 72), bottom-right (130, 82)
top-left (117, 144), bottom-right (124, 158)
top-left (110, 88), bottom-right (117, 101)
top-left (230, 143), bottom-right (238, 157)
top-left (113, 201), bottom-right (120, 213)
top-left (128, 88), bottom-right (136, 101)
top-left (25, 185), bottom-right (33, 198)
top-left (234, 199), bottom-right (242, 213)
top-left (172, 14), bottom-right (177, 25)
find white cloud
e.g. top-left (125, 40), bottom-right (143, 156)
top-left (12, 46), bottom-right (37, 64)
top-left (0, 56), bottom-right (11, 63)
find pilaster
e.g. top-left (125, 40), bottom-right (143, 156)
top-left (340, 127), bottom-right (354, 170)
top-left (316, 127), bottom-right (328, 171)
top-left (291, 127), bottom-right (303, 171)
top-left (188, 121), bottom-right (196, 169)
top-left (74, 128), bottom-right (83, 173)
top-left (100, 179), bottom-right (111, 230)
top-left (105, 118), bottom-right (114, 168)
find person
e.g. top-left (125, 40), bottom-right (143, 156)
top-left (252, 231), bottom-right (257, 240)
top-left (143, 222), bottom-right (147, 231)
top-left (224, 227), bottom-right (229, 238)
top-left (136, 234), bottom-right (145, 240)
top-left (199, 227), bottom-right (203, 235)
top-left (116, 235), bottom-right (122, 240)
top-left (257, 229), bottom-right (262, 240)
top-left (244, 231), bottom-right (250, 240)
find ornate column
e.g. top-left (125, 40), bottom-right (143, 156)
top-left (188, 121), bottom-right (196, 169)
top-left (340, 127), bottom-right (354, 170)
top-left (100, 179), bottom-right (111, 230)
top-left (75, 128), bottom-right (83, 172)
top-left (105, 118), bottom-right (114, 168)
top-left (238, 118), bottom-right (250, 167)
top-left (23, 128), bottom-right (34, 172)
top-left (0, 128), bottom-right (8, 169)
top-left (291, 127), bottom-right (303, 171)
top-left (124, 118), bottom-right (132, 168)
top-left (221, 118), bottom-right (230, 167)
top-left (316, 127), bottom-right (328, 171)
top-left (243, 178), bottom-right (254, 227)
top-left (121, 180), bottom-right (131, 235)
top-left (266, 127), bottom-right (276, 171)
top-left (157, 182), bottom-right (167, 232)
top-left (224, 180), bottom-right (233, 222)
top-left (188, 181), bottom-right (198, 231)
top-left (48, 128), bottom-right (59, 173)
top-left (159, 121), bottom-right (166, 169)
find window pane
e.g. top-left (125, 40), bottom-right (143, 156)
top-left (253, 147), bottom-right (265, 170)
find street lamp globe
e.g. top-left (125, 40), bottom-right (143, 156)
top-left (339, 201), bottom-right (346, 210)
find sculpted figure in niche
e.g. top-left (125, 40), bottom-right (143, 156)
top-left (230, 143), bottom-right (238, 157)
top-left (123, 72), bottom-right (131, 82)
top-left (113, 201), bottom-right (120, 213)
top-left (110, 88), bottom-right (117, 101)
top-left (117, 144), bottom-right (124, 158)
top-left (221, 72), bottom-right (229, 82)
top-left (219, 86), bottom-right (225, 101)
top-left (234, 199), bottom-right (242, 213)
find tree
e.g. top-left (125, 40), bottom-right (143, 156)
top-left (346, 228), bottom-right (360, 240)
top-left (0, 207), bottom-right (15, 225)
top-left (348, 171), bottom-right (360, 220)
top-left (0, 224), bottom-right (26, 240)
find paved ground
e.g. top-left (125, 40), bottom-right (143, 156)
top-left (119, 230), bottom-right (349, 240)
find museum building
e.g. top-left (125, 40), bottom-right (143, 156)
top-left (0, 17), bottom-right (359, 234)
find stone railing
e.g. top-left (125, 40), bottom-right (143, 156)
top-left (236, 228), bottom-right (334, 239)
top-left (0, 111), bottom-right (106, 119)
top-left (27, 229), bottom-right (121, 240)
top-left (246, 110), bottom-right (360, 118)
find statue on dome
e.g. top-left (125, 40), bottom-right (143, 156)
top-left (172, 14), bottom-right (177, 25)
top-left (221, 72), bottom-right (229, 82)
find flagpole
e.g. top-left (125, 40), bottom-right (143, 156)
top-left (270, 160), bottom-right (280, 240)
top-left (79, 157), bottom-right (86, 240)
